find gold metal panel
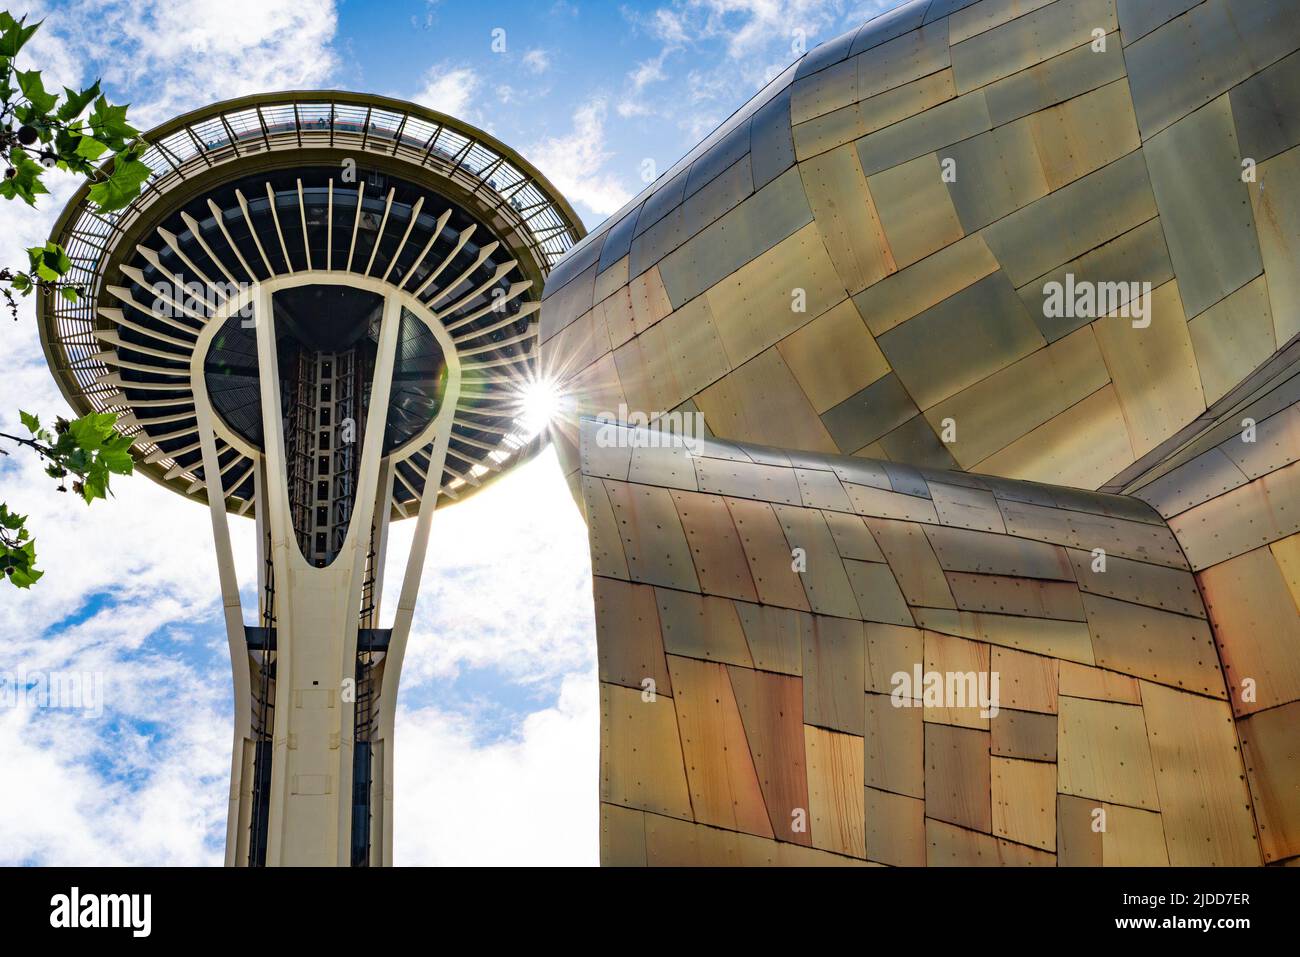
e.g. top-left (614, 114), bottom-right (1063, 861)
top-left (790, 54), bottom-right (859, 126)
top-left (802, 616), bottom-right (867, 734)
top-left (845, 482), bottom-right (940, 524)
top-left (1083, 592), bottom-right (1224, 697)
top-left (982, 150), bottom-right (1157, 288)
top-left (1273, 532), bottom-right (1300, 608)
top-left (924, 631), bottom-right (991, 729)
top-left (868, 153), bottom-right (965, 268)
top-left (928, 482), bottom-right (1006, 532)
top-left (865, 691), bottom-right (925, 798)
top-left (1057, 696), bottom-right (1160, 810)
top-left (643, 812), bottom-right (786, 866)
top-left (946, 572), bottom-right (1086, 620)
top-left (854, 232), bottom-right (999, 337)
top-left (824, 510), bottom-right (887, 561)
top-left (580, 417), bottom-right (633, 482)
top-left (592, 284), bottom-right (635, 349)
top-left (1140, 680), bottom-right (1261, 865)
top-left (1058, 660), bottom-right (1142, 705)
top-left (991, 709), bottom-right (1057, 761)
top-left (1230, 44), bottom-right (1300, 162)
top-left (793, 102), bottom-right (869, 164)
top-left (984, 30), bottom-right (1126, 125)
top-left (925, 523), bottom-right (1075, 580)
top-left (943, 120), bottom-right (1049, 232)
top-left (1199, 546), bottom-right (1300, 716)
top-left (1056, 794), bottom-right (1103, 866)
top-left (594, 255), bottom-right (629, 306)
top-left (915, 607), bottom-right (1095, 663)
top-left (654, 588), bottom-right (755, 668)
top-left (804, 724), bottom-right (867, 858)
top-left (854, 21), bottom-right (952, 102)
top-left (793, 69), bottom-right (957, 161)
top-left (667, 655), bottom-right (774, 837)
top-left (724, 496), bottom-right (813, 611)
top-left (599, 803), bottom-right (647, 866)
top-left (694, 453), bottom-right (803, 505)
top-left (1067, 548), bottom-right (1204, 617)
top-left (628, 440), bottom-right (699, 492)
top-left (736, 602), bottom-right (807, 676)
top-left (867, 517), bottom-right (957, 609)
top-left (540, 260), bottom-right (597, 340)
top-left (546, 306), bottom-right (611, 381)
top-left (997, 497), bottom-right (1188, 568)
top-left (1168, 460), bottom-right (1300, 570)
top-left (975, 385), bottom-right (1137, 489)
top-left (797, 147), bottom-right (896, 293)
top-left (925, 723), bottom-right (992, 832)
top-left (1239, 701), bottom-right (1300, 863)
top-left (844, 560), bottom-right (915, 626)
top-left (948, 0), bottom-right (1056, 44)
top-left (1249, 147), bottom-right (1300, 346)
top-left (583, 478), bottom-right (629, 580)
top-left (796, 468), bottom-right (856, 512)
top-left (603, 480), bottom-right (700, 592)
top-left (696, 348), bottom-right (840, 454)
top-left (728, 666), bottom-right (813, 845)
top-left (774, 505), bottom-right (863, 618)
top-left (866, 788), bottom-right (926, 866)
top-left (1026, 79), bottom-right (1141, 192)
top-left (926, 818), bottom-right (1055, 865)
top-left (1117, 0), bottom-right (1200, 43)
top-left (644, 294), bottom-right (733, 409)
top-left (1102, 803), bottom-right (1170, 867)
top-left (878, 271), bottom-right (1044, 410)
top-left (949, 0), bottom-right (1118, 93)
top-left (595, 578), bottom-right (673, 694)
top-left (776, 299), bottom-right (890, 413)
top-left (1142, 95), bottom-right (1263, 319)
top-left (628, 265), bottom-right (673, 336)
top-left (820, 373), bottom-right (920, 454)
top-left (993, 646), bottom-right (1060, 714)
top-left (992, 756), bottom-right (1056, 851)
top-left (866, 622), bottom-right (925, 694)
top-left (671, 490), bottom-right (761, 603)
top-left (1221, 403), bottom-right (1300, 480)
top-left (600, 682), bottom-right (694, 819)
top-left (855, 90), bottom-right (993, 177)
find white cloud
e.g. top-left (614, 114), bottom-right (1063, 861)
top-left (522, 48), bottom-right (551, 74)
top-left (414, 63), bottom-right (482, 122)
top-left (526, 98), bottom-right (634, 221)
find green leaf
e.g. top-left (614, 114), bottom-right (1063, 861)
top-left (16, 69), bottom-right (57, 116)
top-left (57, 80), bottom-right (101, 121)
top-left (19, 410), bottom-right (39, 433)
top-left (67, 411), bottom-right (117, 452)
top-left (87, 96), bottom-right (139, 151)
top-left (0, 148), bottom-right (49, 206)
top-left (81, 462), bottom-right (109, 503)
top-left (0, 13), bottom-right (41, 58)
top-left (60, 285), bottom-right (79, 303)
top-left (72, 133), bottom-right (108, 162)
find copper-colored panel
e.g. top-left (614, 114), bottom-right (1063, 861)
top-left (993, 646), bottom-right (1060, 715)
top-left (855, 91), bottom-right (992, 177)
top-left (925, 723), bottom-right (992, 832)
top-left (1027, 79), bottom-right (1141, 192)
top-left (736, 602), bottom-right (808, 676)
top-left (1056, 794), bottom-right (1103, 866)
top-left (654, 588), bottom-right (754, 668)
top-left (728, 666), bottom-right (812, 845)
top-left (984, 29), bottom-right (1126, 125)
top-left (582, 477), bottom-right (629, 580)
top-left (927, 483), bottom-right (1006, 532)
top-left (991, 709), bottom-right (1057, 761)
top-left (694, 453), bottom-right (803, 505)
top-left (600, 803), bottom-right (647, 866)
top-left (580, 417), bottom-right (632, 482)
top-left (802, 615), bottom-right (866, 735)
top-left (628, 439), bottom-right (699, 492)
top-left (1102, 803), bottom-right (1170, 866)
top-left (1140, 681), bottom-right (1261, 865)
top-left (926, 818), bottom-right (1055, 865)
top-left (878, 271), bottom-right (1044, 410)
top-left (566, 352), bottom-right (628, 424)
top-left (949, 0), bottom-right (1117, 93)
top-left (831, 456), bottom-right (893, 491)
top-left (924, 631), bottom-right (992, 729)
top-left (1058, 660), bottom-right (1141, 705)
top-left (1143, 96), bottom-right (1262, 320)
top-left (627, 295), bottom-right (732, 414)
top-left (1249, 147), bottom-right (1300, 346)
top-left (997, 497), bottom-right (1188, 568)
top-left (600, 682), bottom-right (694, 820)
top-left (944, 120), bottom-right (1049, 232)
top-left (925, 523), bottom-right (1075, 580)
top-left (628, 266), bottom-right (674, 336)
top-left (798, 146), bottom-right (896, 293)
top-left (1273, 533), bottom-right (1300, 607)
top-left (776, 299), bottom-right (890, 413)
top-left (546, 306), bottom-right (611, 380)
top-left (725, 496), bottom-right (813, 611)
top-left (1188, 275), bottom-right (1276, 404)
top-left (642, 813), bottom-right (777, 866)
top-left (774, 505), bottom-right (863, 618)
top-left (866, 623), bottom-right (925, 695)
top-left (1082, 592), bottom-right (1224, 698)
top-left (603, 480), bottom-right (700, 592)
top-left (1168, 459), bottom-right (1300, 570)
top-left (593, 284), bottom-right (635, 349)
top-left (823, 511), bottom-right (885, 564)
top-left (916, 607), bottom-right (1095, 664)
top-left (867, 517), bottom-right (957, 609)
top-left (866, 691), bottom-right (925, 798)
top-left (1057, 696), bottom-right (1160, 810)
top-left (982, 150), bottom-right (1157, 288)
top-left (854, 233), bottom-right (999, 337)
top-left (1199, 546), bottom-right (1300, 716)
top-left (1130, 447), bottom-right (1249, 519)
top-left (1066, 548), bottom-right (1204, 617)
top-left (595, 578), bottom-right (672, 694)
top-left (868, 152), bottom-right (965, 268)
top-left (866, 788), bottom-right (926, 866)
top-left (671, 490), bottom-right (760, 602)
top-left (804, 724), bottom-right (867, 858)
top-left (668, 655), bottom-right (774, 837)
top-left (1239, 701), bottom-right (1300, 863)
top-left (844, 559), bottom-right (915, 626)
top-left (795, 468), bottom-right (855, 512)
top-left (696, 348), bottom-right (839, 455)
top-left (992, 756), bottom-right (1056, 851)
top-left (845, 481), bottom-right (940, 524)
top-left (946, 571), bottom-right (1085, 621)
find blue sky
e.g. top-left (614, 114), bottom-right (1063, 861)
top-left (0, 0), bottom-right (896, 865)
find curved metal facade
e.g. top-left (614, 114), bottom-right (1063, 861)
top-left (543, 0), bottom-right (1300, 866)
